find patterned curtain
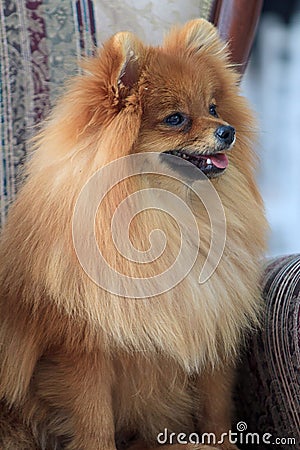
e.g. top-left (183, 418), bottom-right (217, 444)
top-left (0, 0), bottom-right (97, 227)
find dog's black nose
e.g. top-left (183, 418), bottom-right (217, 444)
top-left (215, 125), bottom-right (235, 146)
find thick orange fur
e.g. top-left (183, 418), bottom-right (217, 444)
top-left (0, 20), bottom-right (266, 450)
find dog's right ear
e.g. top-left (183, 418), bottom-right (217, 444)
top-left (114, 32), bottom-right (142, 89)
top-left (100, 31), bottom-right (144, 99)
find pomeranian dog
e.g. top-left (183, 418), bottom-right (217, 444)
top-left (0, 19), bottom-right (266, 450)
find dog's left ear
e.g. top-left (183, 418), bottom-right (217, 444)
top-left (164, 19), bottom-right (229, 62)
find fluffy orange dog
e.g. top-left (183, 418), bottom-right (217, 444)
top-left (0, 19), bottom-right (266, 450)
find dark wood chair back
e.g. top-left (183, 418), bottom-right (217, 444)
top-left (209, 0), bottom-right (263, 73)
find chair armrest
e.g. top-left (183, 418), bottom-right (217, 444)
top-left (210, 0), bottom-right (263, 73)
top-left (236, 254), bottom-right (300, 448)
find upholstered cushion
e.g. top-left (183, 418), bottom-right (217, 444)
top-left (236, 254), bottom-right (300, 449)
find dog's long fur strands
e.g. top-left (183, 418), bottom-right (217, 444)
top-left (0, 20), bottom-right (266, 450)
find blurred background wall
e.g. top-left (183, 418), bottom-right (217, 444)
top-left (242, 0), bottom-right (300, 256)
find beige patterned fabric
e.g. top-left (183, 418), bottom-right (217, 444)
top-left (93, 0), bottom-right (211, 45)
top-left (199, 0), bottom-right (213, 20)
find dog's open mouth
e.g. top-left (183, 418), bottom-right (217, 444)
top-left (162, 149), bottom-right (228, 178)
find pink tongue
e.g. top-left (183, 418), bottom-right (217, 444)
top-left (210, 153), bottom-right (228, 169)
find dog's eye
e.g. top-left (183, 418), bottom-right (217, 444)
top-left (163, 113), bottom-right (187, 127)
top-left (209, 104), bottom-right (218, 117)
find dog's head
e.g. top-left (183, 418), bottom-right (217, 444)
top-left (45, 19), bottom-right (254, 182)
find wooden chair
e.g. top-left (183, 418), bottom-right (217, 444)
top-left (208, 0), bottom-right (264, 73)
